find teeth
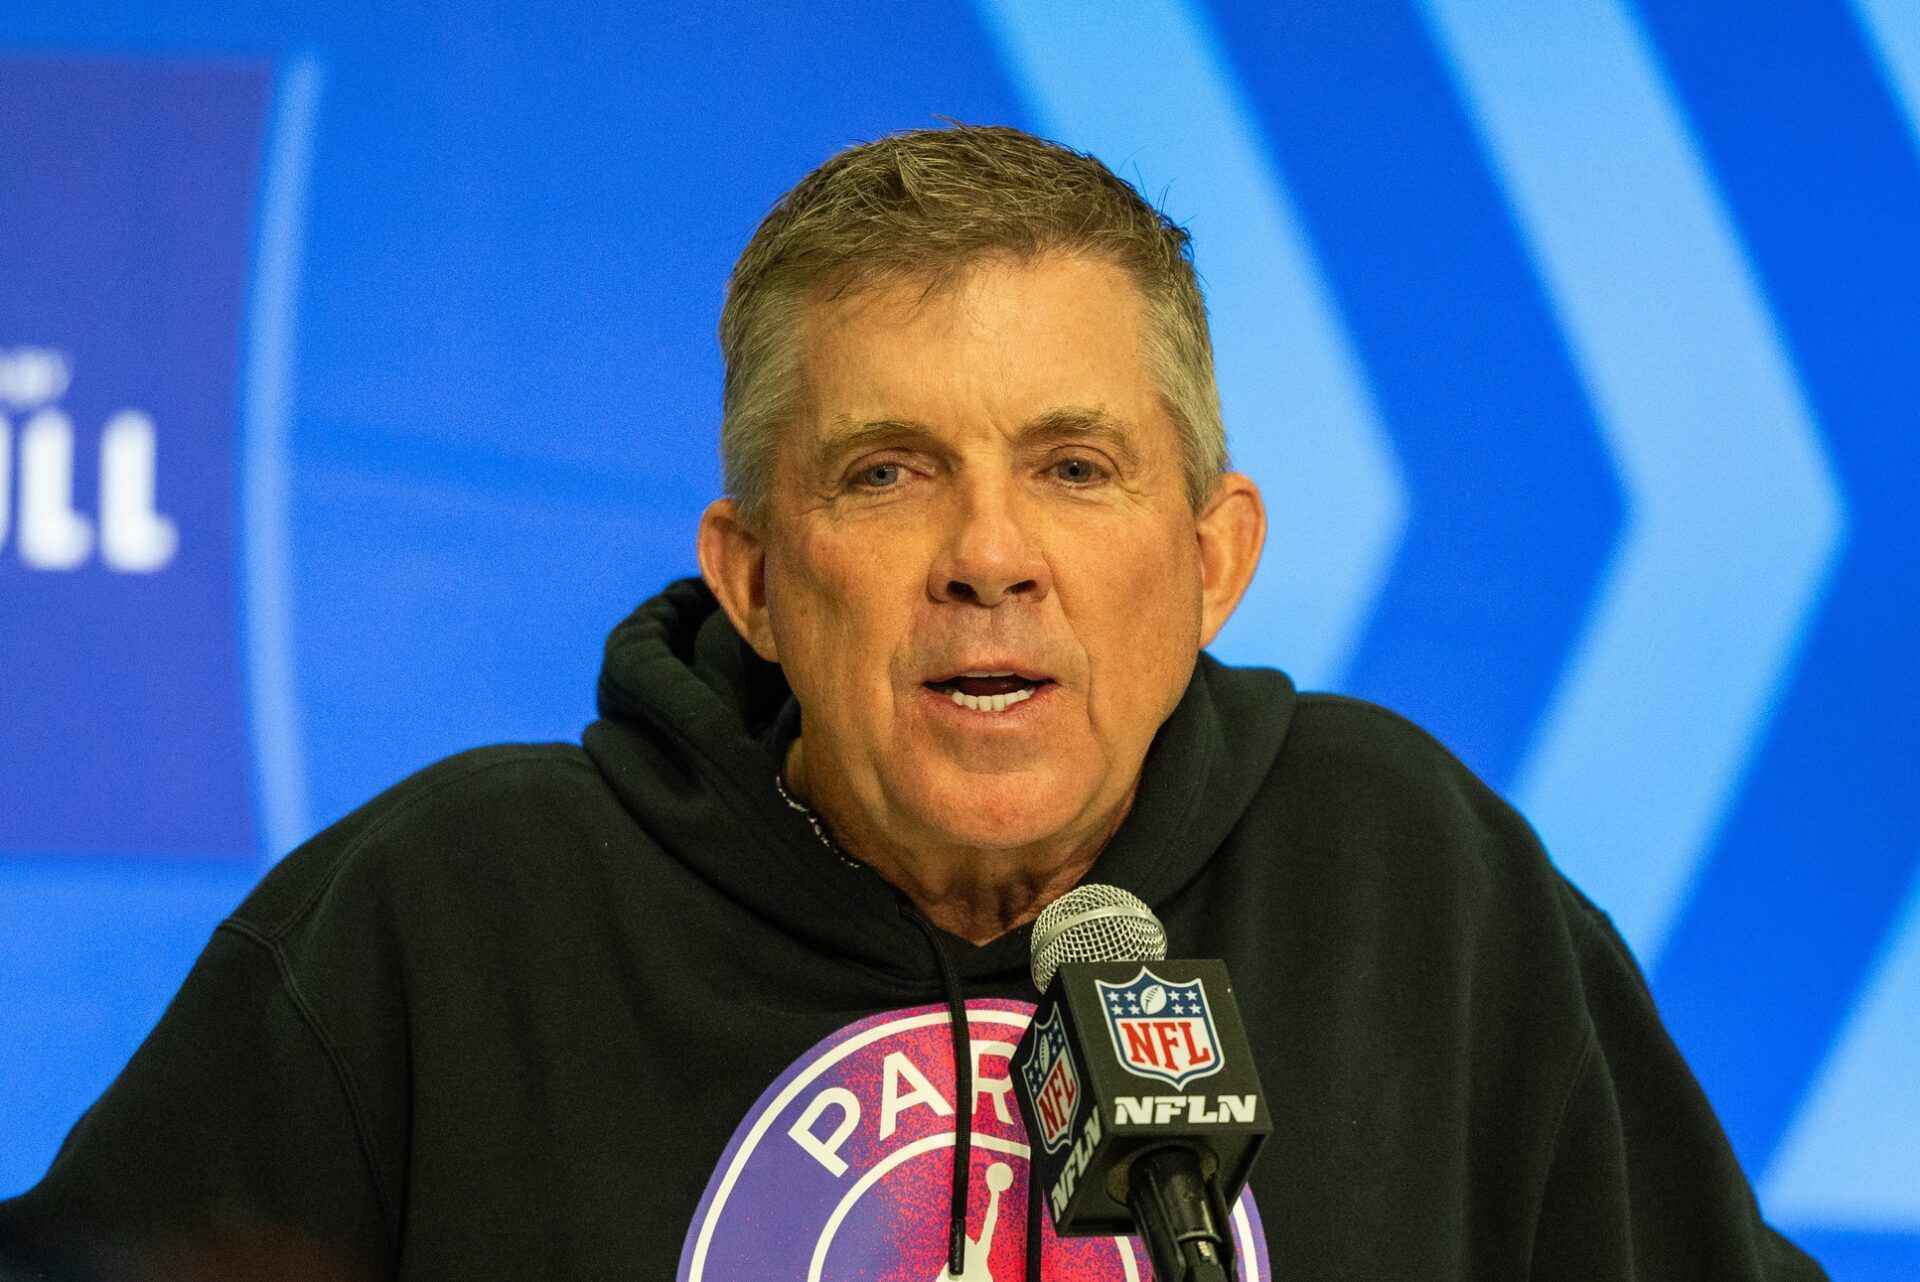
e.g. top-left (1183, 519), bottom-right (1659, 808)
top-left (947, 685), bottom-right (1037, 713)
top-left (959, 670), bottom-right (1016, 678)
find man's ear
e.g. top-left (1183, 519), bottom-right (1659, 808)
top-left (697, 499), bottom-right (780, 662)
top-left (1194, 472), bottom-right (1267, 649)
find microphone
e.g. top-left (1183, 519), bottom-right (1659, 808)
top-left (1013, 886), bottom-right (1270, 1282)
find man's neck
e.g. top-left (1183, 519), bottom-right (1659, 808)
top-left (784, 738), bottom-right (1132, 946)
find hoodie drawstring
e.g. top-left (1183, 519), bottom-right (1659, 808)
top-left (1026, 1146), bottom-right (1043, 1281)
top-left (900, 901), bottom-right (979, 1279)
top-left (774, 765), bottom-right (1036, 1274)
top-left (898, 903), bottom-right (1047, 1279)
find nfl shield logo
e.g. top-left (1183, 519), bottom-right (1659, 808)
top-left (1097, 968), bottom-right (1226, 1089)
top-left (1020, 1003), bottom-right (1081, 1153)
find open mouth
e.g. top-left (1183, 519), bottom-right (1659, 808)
top-left (924, 671), bottom-right (1052, 713)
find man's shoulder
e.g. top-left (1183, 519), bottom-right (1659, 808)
top-left (1196, 662), bottom-right (1485, 804)
top-left (1280, 691), bottom-right (1498, 806)
top-left (308, 741), bottom-right (608, 850)
top-left (226, 743), bottom-right (620, 943)
top-left (1256, 690), bottom-right (1584, 918)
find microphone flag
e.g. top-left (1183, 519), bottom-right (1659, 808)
top-left (1012, 958), bottom-right (1271, 1237)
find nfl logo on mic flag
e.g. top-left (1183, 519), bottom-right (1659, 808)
top-left (1021, 1002), bottom-right (1082, 1154)
top-left (1098, 969), bottom-right (1225, 1089)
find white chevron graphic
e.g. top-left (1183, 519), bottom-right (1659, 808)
top-left (1418, 0), bottom-right (1847, 963)
top-left (243, 55), bottom-right (322, 860)
top-left (1764, 860), bottom-right (1920, 1225)
top-left (1764, 0), bottom-right (1920, 1228)
top-left (973, 0), bottom-right (1408, 688)
top-left (1852, 0), bottom-right (1920, 151)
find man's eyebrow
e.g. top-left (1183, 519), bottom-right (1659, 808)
top-left (1016, 406), bottom-right (1143, 466)
top-left (810, 406), bottom-right (1145, 475)
top-left (811, 418), bottom-right (941, 475)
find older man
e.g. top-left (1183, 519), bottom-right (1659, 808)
top-left (1, 126), bottom-right (1821, 1280)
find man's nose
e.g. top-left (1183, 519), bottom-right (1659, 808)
top-left (928, 478), bottom-right (1050, 607)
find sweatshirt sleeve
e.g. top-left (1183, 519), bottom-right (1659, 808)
top-left (0, 922), bottom-right (394, 1281)
top-left (1530, 903), bottom-right (1828, 1281)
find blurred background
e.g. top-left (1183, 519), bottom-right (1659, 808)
top-left (2, 1), bottom-right (1916, 1274)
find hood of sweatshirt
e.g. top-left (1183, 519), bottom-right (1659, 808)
top-left (582, 577), bottom-right (1298, 986)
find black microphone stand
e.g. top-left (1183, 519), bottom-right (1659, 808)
top-left (1125, 1145), bottom-right (1236, 1282)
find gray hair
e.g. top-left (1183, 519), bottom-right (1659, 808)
top-left (717, 124), bottom-right (1228, 528)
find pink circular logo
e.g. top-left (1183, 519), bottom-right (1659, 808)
top-left (679, 999), bottom-right (1270, 1280)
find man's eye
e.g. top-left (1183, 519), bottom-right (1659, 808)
top-left (1053, 456), bottom-right (1106, 485)
top-left (855, 462), bottom-right (902, 489)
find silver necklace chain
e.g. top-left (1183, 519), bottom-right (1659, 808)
top-left (773, 774), bottom-right (867, 871)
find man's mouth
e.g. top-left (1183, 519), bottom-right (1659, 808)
top-left (925, 671), bottom-right (1053, 713)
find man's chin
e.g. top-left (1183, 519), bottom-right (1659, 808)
top-left (900, 774), bottom-right (1104, 853)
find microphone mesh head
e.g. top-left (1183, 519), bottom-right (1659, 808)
top-left (1029, 884), bottom-right (1167, 992)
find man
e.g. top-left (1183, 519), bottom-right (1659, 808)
top-left (1, 125), bottom-right (1822, 1279)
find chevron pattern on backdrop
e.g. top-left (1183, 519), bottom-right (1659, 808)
top-left (1, 3), bottom-right (1914, 1274)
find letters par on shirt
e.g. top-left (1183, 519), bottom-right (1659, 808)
top-left (678, 998), bottom-right (1273, 1282)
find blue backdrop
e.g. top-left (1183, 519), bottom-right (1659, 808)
top-left (2, 3), bottom-right (1916, 1275)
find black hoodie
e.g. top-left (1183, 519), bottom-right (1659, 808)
top-left (0, 579), bottom-right (1824, 1280)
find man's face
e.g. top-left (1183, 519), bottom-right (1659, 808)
top-left (709, 253), bottom-right (1259, 855)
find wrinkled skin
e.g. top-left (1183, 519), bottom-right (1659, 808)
top-left (700, 253), bottom-right (1265, 942)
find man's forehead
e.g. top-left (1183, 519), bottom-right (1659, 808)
top-left (786, 254), bottom-right (1171, 467)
